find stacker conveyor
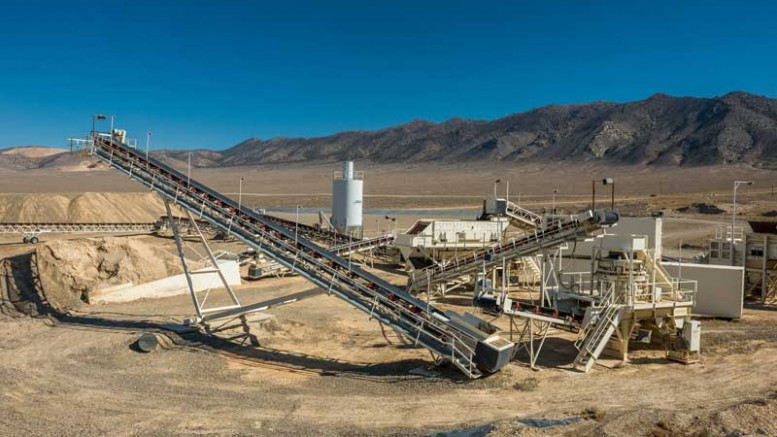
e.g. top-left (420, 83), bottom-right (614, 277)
top-left (88, 132), bottom-right (512, 378)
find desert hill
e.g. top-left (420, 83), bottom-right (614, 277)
top-left (5, 91), bottom-right (777, 170)
top-left (158, 91), bottom-right (777, 168)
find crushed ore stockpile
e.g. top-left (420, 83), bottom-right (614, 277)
top-left (35, 236), bottom-right (183, 310)
top-left (0, 192), bottom-right (164, 223)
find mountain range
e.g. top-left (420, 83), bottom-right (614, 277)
top-left (4, 92), bottom-right (777, 170)
top-left (155, 91), bottom-right (777, 168)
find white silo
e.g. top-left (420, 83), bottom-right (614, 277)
top-left (331, 161), bottom-right (363, 236)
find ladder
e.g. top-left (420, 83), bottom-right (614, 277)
top-left (573, 287), bottom-right (623, 372)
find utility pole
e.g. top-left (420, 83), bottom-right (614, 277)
top-left (145, 131), bottom-right (152, 161)
top-left (731, 180), bottom-right (754, 265)
top-left (92, 114), bottom-right (107, 142)
top-left (295, 205), bottom-right (300, 245)
top-left (552, 189), bottom-right (558, 215)
top-left (187, 152), bottom-right (192, 188)
top-left (238, 177), bottom-right (244, 214)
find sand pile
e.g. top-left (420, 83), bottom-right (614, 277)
top-left (35, 236), bottom-right (183, 310)
top-left (0, 192), bottom-right (165, 223)
top-left (1, 147), bottom-right (68, 158)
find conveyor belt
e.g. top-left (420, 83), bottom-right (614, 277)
top-left (264, 214), bottom-right (357, 245)
top-left (407, 210), bottom-right (618, 293)
top-left (160, 210), bottom-right (353, 246)
top-left (329, 233), bottom-right (395, 255)
top-left (248, 233), bottom-right (395, 278)
top-left (0, 222), bottom-right (157, 243)
top-left (89, 134), bottom-right (513, 378)
top-left (504, 199), bottom-right (544, 230)
top-left (0, 222), bottom-right (157, 233)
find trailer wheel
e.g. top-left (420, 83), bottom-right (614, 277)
top-left (29, 236), bottom-right (39, 244)
top-left (22, 236), bottom-right (29, 244)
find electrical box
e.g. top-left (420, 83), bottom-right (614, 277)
top-left (682, 320), bottom-right (701, 352)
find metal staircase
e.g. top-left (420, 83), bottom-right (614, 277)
top-left (88, 133), bottom-right (513, 378)
top-left (407, 211), bottom-right (618, 293)
top-left (573, 288), bottom-right (623, 372)
top-left (522, 256), bottom-right (542, 283)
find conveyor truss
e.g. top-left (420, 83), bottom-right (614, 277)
top-left (87, 133), bottom-right (513, 378)
top-left (407, 210), bottom-right (619, 294)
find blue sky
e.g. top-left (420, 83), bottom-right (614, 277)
top-left (1, 0), bottom-right (776, 150)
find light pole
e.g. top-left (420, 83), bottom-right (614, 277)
top-left (494, 179), bottom-right (501, 198)
top-left (92, 114), bottom-right (107, 140)
top-left (592, 180), bottom-right (596, 210)
top-left (731, 180), bottom-right (754, 265)
top-left (295, 205), bottom-right (300, 245)
top-left (384, 215), bottom-right (396, 234)
top-left (145, 131), bottom-right (152, 160)
top-left (602, 177), bottom-right (614, 209)
top-left (593, 178), bottom-right (615, 210)
top-left (551, 189), bottom-right (558, 215)
top-left (237, 177), bottom-right (244, 214)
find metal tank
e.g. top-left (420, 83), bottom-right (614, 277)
top-left (331, 161), bottom-right (363, 236)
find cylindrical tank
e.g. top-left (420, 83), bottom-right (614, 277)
top-left (331, 161), bottom-right (363, 234)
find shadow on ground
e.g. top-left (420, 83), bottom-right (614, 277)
top-left (0, 251), bottom-right (469, 383)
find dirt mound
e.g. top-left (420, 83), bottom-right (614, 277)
top-left (0, 192), bottom-right (165, 223)
top-left (587, 394), bottom-right (777, 437)
top-left (1, 146), bottom-right (68, 158)
top-left (483, 392), bottom-right (777, 436)
top-left (34, 237), bottom-right (183, 311)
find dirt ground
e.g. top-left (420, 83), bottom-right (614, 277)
top-left (0, 163), bottom-right (776, 436)
top-left (3, 250), bottom-right (777, 436)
